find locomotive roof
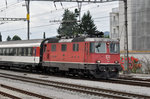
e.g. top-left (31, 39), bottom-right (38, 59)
top-left (48, 37), bottom-right (119, 43)
top-left (0, 39), bottom-right (43, 48)
top-left (0, 38), bottom-right (118, 48)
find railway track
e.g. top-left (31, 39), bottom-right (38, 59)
top-left (3, 68), bottom-right (150, 88)
top-left (106, 78), bottom-right (150, 88)
top-left (0, 72), bottom-right (150, 99)
top-left (119, 76), bottom-right (150, 82)
top-left (0, 84), bottom-right (52, 99)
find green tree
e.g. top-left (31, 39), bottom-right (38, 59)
top-left (95, 31), bottom-right (104, 38)
top-left (80, 11), bottom-right (97, 36)
top-left (57, 9), bottom-right (79, 37)
top-left (12, 35), bottom-right (21, 41)
top-left (7, 36), bottom-right (11, 41)
top-left (104, 35), bottom-right (110, 38)
top-left (0, 32), bottom-right (2, 42)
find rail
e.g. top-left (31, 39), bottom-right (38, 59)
top-left (0, 72), bottom-right (150, 98)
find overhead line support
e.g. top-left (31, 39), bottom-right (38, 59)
top-left (26, 0), bottom-right (30, 40)
top-left (123, 0), bottom-right (129, 73)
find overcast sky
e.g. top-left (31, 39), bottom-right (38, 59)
top-left (0, 0), bottom-right (118, 41)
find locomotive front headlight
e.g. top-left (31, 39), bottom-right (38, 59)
top-left (97, 60), bottom-right (101, 63)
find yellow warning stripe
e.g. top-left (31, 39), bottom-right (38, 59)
top-left (26, 14), bottom-right (30, 21)
top-left (120, 50), bottom-right (150, 54)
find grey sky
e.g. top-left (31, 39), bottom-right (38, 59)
top-left (0, 0), bottom-right (118, 41)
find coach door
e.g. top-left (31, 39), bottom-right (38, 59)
top-left (33, 47), bottom-right (36, 64)
top-left (84, 43), bottom-right (89, 63)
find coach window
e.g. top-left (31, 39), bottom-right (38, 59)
top-left (13, 48), bottom-right (16, 56)
top-left (61, 44), bottom-right (67, 51)
top-left (5, 49), bottom-right (7, 55)
top-left (9, 48), bottom-right (13, 56)
top-left (6, 48), bottom-right (10, 56)
top-left (0, 49), bottom-right (2, 55)
top-left (7, 48), bottom-right (9, 55)
top-left (51, 44), bottom-right (56, 51)
top-left (22, 48), bottom-right (26, 56)
top-left (28, 48), bottom-right (33, 56)
top-left (18, 48), bottom-right (21, 56)
top-left (3, 49), bottom-right (6, 55)
top-left (25, 48), bottom-right (28, 56)
top-left (73, 44), bottom-right (79, 51)
top-left (16, 48), bottom-right (19, 56)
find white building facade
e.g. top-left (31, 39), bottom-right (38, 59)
top-left (110, 8), bottom-right (119, 39)
top-left (110, 0), bottom-right (150, 52)
top-left (118, 0), bottom-right (150, 51)
top-left (110, 0), bottom-right (150, 73)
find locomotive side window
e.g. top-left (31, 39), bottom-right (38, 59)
top-left (61, 44), bottom-right (67, 51)
top-left (73, 44), bottom-right (79, 51)
top-left (90, 43), bottom-right (95, 53)
top-left (110, 42), bottom-right (120, 53)
top-left (51, 44), bottom-right (56, 51)
top-left (90, 42), bottom-right (106, 53)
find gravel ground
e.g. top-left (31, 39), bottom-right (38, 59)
top-left (122, 73), bottom-right (150, 79)
top-left (0, 70), bottom-right (150, 98)
top-left (0, 70), bottom-right (104, 99)
top-left (0, 95), bottom-right (11, 99)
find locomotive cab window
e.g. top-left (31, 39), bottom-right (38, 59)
top-left (73, 44), bottom-right (79, 51)
top-left (110, 42), bottom-right (120, 53)
top-left (61, 44), bottom-right (67, 51)
top-left (90, 42), bottom-right (106, 53)
top-left (51, 44), bottom-right (56, 51)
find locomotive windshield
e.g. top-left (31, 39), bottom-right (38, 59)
top-left (110, 42), bottom-right (120, 53)
top-left (90, 42), bottom-right (106, 53)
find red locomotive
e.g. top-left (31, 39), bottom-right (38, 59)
top-left (0, 37), bottom-right (122, 78)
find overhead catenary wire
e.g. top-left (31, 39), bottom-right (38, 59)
top-left (0, 1), bottom-right (24, 13)
top-left (0, 23), bottom-right (59, 32)
top-left (0, 0), bottom-right (149, 38)
top-left (1, 7), bottom-right (150, 33)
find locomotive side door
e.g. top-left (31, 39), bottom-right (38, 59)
top-left (43, 44), bottom-right (50, 61)
top-left (84, 42), bottom-right (89, 63)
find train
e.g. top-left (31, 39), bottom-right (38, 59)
top-left (0, 37), bottom-right (122, 78)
